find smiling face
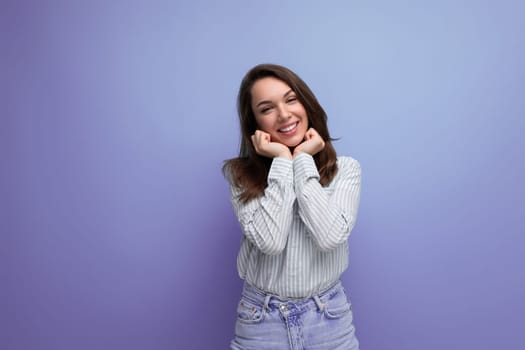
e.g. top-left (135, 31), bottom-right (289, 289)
top-left (250, 77), bottom-right (309, 148)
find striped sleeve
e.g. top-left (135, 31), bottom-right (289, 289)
top-left (229, 157), bottom-right (296, 255)
top-left (293, 153), bottom-right (361, 251)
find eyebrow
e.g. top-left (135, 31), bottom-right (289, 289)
top-left (255, 89), bottom-right (294, 108)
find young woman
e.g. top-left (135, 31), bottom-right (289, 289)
top-left (224, 64), bottom-right (362, 350)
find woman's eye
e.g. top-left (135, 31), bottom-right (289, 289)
top-left (287, 97), bottom-right (297, 103)
top-left (261, 107), bottom-right (272, 113)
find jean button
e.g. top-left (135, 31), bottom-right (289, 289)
top-left (280, 304), bottom-right (287, 312)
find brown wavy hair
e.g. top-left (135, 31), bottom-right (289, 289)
top-left (223, 64), bottom-right (338, 203)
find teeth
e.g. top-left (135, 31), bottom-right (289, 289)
top-left (280, 123), bottom-right (297, 132)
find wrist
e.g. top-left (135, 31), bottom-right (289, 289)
top-left (277, 151), bottom-right (292, 159)
top-left (293, 149), bottom-right (305, 158)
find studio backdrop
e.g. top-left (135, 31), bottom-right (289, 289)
top-left (3, 1), bottom-right (524, 349)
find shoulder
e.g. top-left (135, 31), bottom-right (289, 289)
top-left (334, 156), bottom-right (361, 182)
top-left (223, 157), bottom-right (248, 185)
top-left (337, 156), bottom-right (361, 171)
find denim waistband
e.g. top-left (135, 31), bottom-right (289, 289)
top-left (241, 280), bottom-right (344, 313)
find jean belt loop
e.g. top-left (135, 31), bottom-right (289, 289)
top-left (263, 294), bottom-right (272, 312)
top-left (313, 295), bottom-right (325, 312)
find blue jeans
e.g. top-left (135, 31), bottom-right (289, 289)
top-left (230, 281), bottom-right (359, 350)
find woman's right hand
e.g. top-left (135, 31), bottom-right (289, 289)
top-left (251, 130), bottom-right (292, 159)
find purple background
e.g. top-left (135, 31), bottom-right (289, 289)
top-left (2, 1), bottom-right (524, 349)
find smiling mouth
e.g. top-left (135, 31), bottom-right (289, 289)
top-left (278, 122), bottom-right (298, 133)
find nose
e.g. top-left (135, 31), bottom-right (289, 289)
top-left (277, 104), bottom-right (291, 120)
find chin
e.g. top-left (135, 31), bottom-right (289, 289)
top-left (282, 139), bottom-right (303, 148)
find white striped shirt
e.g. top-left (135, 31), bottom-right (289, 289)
top-left (228, 152), bottom-right (362, 298)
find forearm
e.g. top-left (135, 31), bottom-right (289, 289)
top-left (230, 157), bottom-right (295, 255)
top-left (293, 153), bottom-right (361, 251)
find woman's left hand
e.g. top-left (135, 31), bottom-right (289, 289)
top-left (293, 128), bottom-right (325, 158)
